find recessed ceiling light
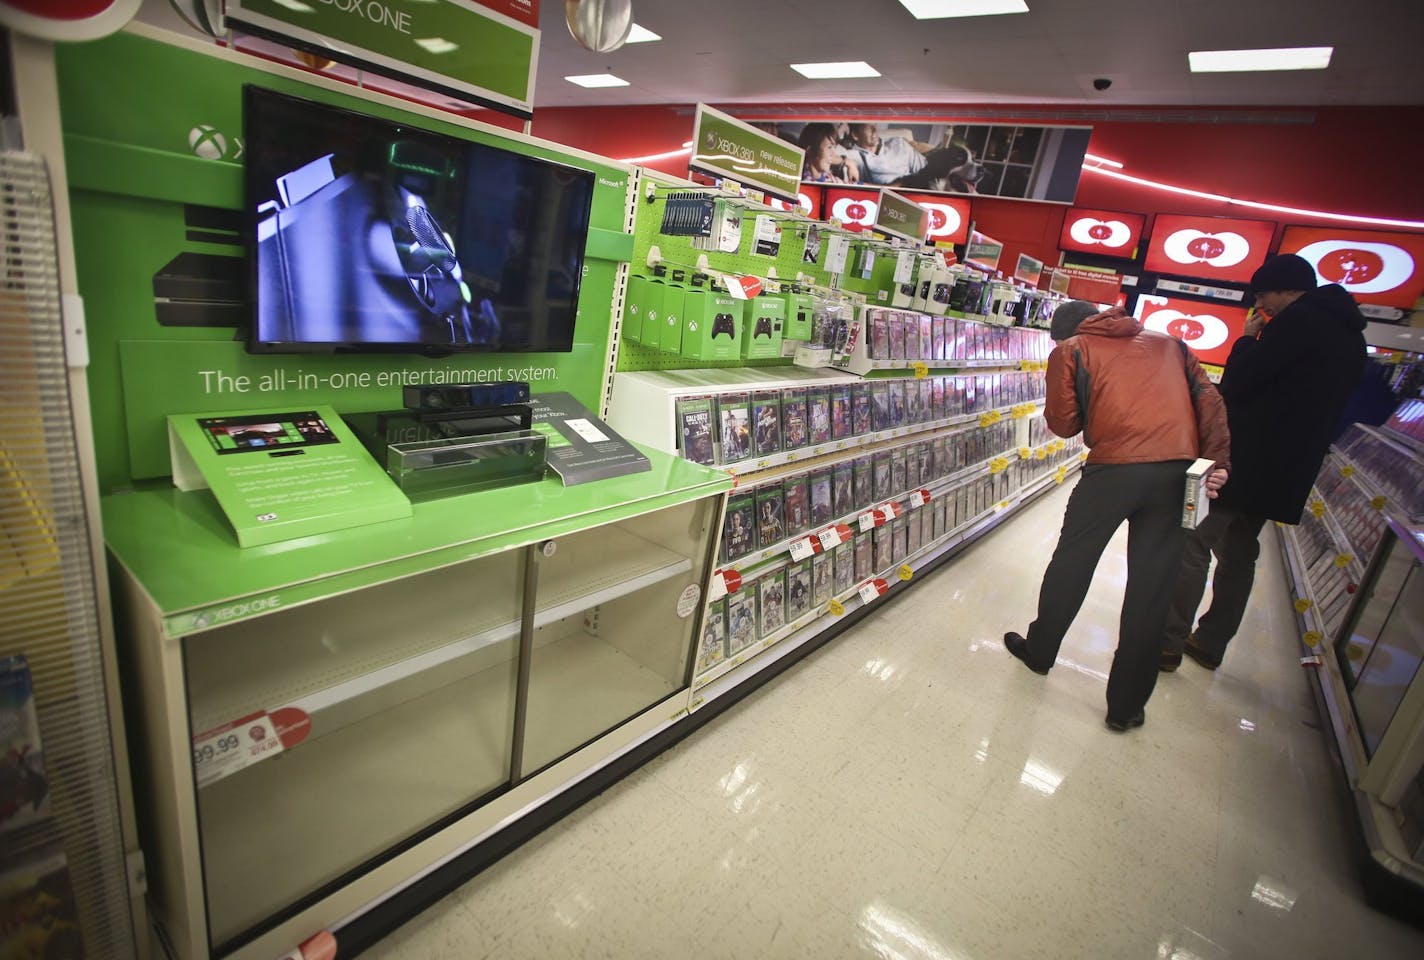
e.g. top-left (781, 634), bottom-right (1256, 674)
top-left (626, 23), bottom-right (661, 43)
top-left (897, 0), bottom-right (1029, 18)
top-left (1188, 46), bottom-right (1333, 73)
top-left (790, 61), bottom-right (881, 79)
top-left (565, 74), bottom-right (630, 88)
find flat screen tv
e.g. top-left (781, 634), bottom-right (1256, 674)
top-left (1277, 224), bottom-right (1424, 310)
top-left (245, 86), bottom-right (595, 354)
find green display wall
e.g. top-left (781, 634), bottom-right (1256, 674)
top-left (55, 32), bottom-right (634, 492)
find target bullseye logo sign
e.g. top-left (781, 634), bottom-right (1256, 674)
top-left (898, 192), bottom-right (972, 244)
top-left (1132, 294), bottom-right (1250, 366)
top-left (796, 185), bottom-right (823, 220)
top-left (824, 188), bottom-right (879, 233)
top-left (1144, 214), bottom-right (1275, 284)
top-left (1278, 225), bottom-right (1424, 308)
top-left (1059, 207), bottom-right (1145, 257)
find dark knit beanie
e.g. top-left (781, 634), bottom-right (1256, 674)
top-left (1248, 254), bottom-right (1318, 298)
top-left (1050, 300), bottom-right (1099, 342)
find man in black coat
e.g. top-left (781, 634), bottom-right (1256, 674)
top-left (1162, 254), bottom-right (1367, 671)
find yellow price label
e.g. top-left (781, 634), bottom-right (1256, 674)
top-left (898, 564), bottom-right (913, 582)
top-left (999, 500), bottom-right (1010, 509)
top-left (1304, 630), bottom-right (1323, 647)
top-left (1019, 359), bottom-right (1032, 371)
top-left (1371, 495), bottom-right (1387, 511)
top-left (1019, 446), bottom-right (1032, 460)
top-left (1334, 553), bottom-right (1353, 568)
top-left (828, 598), bottom-right (846, 616)
top-left (989, 458), bottom-right (1006, 474)
top-left (1294, 598), bottom-right (1313, 613)
top-left (979, 412), bottom-right (995, 427)
top-left (1345, 642), bottom-right (1365, 661)
top-left (1079, 451), bottom-right (1088, 461)
top-left (1012, 405), bottom-right (1030, 419)
top-left (1035, 447), bottom-right (1048, 460)
top-left (1341, 465), bottom-right (1355, 478)
top-left (1308, 500), bottom-right (1325, 518)
top-left (913, 362), bottom-right (929, 379)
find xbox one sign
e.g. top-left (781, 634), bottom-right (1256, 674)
top-left (188, 125), bottom-right (243, 162)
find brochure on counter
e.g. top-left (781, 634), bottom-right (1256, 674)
top-left (527, 392), bottom-right (651, 485)
top-left (168, 405), bottom-right (411, 547)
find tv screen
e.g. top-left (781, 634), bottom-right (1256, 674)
top-left (245, 86), bottom-right (595, 353)
top-left (1058, 206), bottom-right (1146, 258)
top-left (822, 186), bottom-right (880, 233)
top-left (896, 191), bottom-right (971, 245)
top-left (1143, 213), bottom-right (1276, 285)
top-left (1132, 293), bottom-right (1250, 366)
top-left (1277, 224), bottom-right (1424, 310)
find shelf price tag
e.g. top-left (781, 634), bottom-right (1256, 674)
top-left (1035, 447), bottom-right (1047, 460)
top-left (1294, 598), bottom-right (1313, 613)
top-left (709, 570), bottom-right (729, 602)
top-left (1054, 466), bottom-right (1068, 484)
top-left (1334, 553), bottom-right (1353, 568)
top-left (879, 500), bottom-right (902, 520)
top-left (897, 564), bottom-right (913, 582)
top-left (979, 411), bottom-right (996, 427)
top-left (1012, 404), bottom-right (1030, 419)
top-left (789, 536), bottom-right (818, 561)
top-left (999, 500), bottom-right (1011, 509)
top-left (1309, 500), bottom-right (1326, 518)
top-left (859, 511), bottom-right (879, 532)
top-left (1019, 359), bottom-right (1033, 372)
top-left (988, 458), bottom-right (1007, 474)
top-left (1341, 465), bottom-right (1355, 478)
top-left (818, 527), bottom-right (843, 551)
top-left (913, 362), bottom-right (929, 379)
top-left (1079, 451), bottom-right (1088, 461)
top-left (1018, 446), bottom-right (1032, 460)
top-left (1303, 630), bottom-right (1323, 647)
top-left (909, 489), bottom-right (930, 508)
top-left (858, 578), bottom-right (890, 604)
top-left (829, 598), bottom-right (846, 616)
top-left (191, 708), bottom-right (309, 788)
top-left (1371, 495), bottom-right (1387, 511)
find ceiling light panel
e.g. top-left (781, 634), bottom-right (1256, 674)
top-left (626, 24), bottom-right (661, 43)
top-left (790, 61), bottom-right (882, 79)
top-left (564, 74), bottom-right (630, 88)
top-left (1189, 47), bottom-right (1333, 73)
top-left (897, 0), bottom-right (1029, 18)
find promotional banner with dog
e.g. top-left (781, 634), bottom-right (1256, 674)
top-left (753, 119), bottom-right (1091, 203)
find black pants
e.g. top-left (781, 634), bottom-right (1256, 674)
top-left (1163, 507), bottom-right (1269, 661)
top-left (1023, 461), bottom-right (1188, 720)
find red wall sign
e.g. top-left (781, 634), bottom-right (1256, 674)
top-left (1277, 225), bottom-right (1424, 310)
top-left (1132, 294), bottom-right (1249, 366)
top-left (1144, 214), bottom-right (1276, 284)
top-left (1058, 206), bottom-right (1146, 257)
top-left (896, 192), bottom-right (972, 245)
top-left (823, 186), bottom-right (880, 233)
top-left (796, 184), bottom-right (824, 221)
top-left (1052, 266), bottom-right (1124, 305)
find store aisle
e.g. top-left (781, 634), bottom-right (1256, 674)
top-left (365, 480), bottom-right (1424, 960)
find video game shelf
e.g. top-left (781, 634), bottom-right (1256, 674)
top-left (861, 309), bottom-right (1050, 363)
top-left (677, 371), bottom-right (1044, 466)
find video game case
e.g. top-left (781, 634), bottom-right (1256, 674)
top-left (932, 437), bottom-right (948, 479)
top-left (808, 469), bottom-right (833, 528)
top-left (1183, 458), bottom-right (1215, 529)
top-left (919, 315), bottom-right (934, 361)
top-left (919, 380), bottom-right (934, 423)
top-left (807, 388), bottom-right (832, 446)
top-left (830, 385), bottom-right (853, 441)
top-left (874, 523), bottom-right (894, 573)
top-left (0, 846), bottom-right (84, 959)
top-left (675, 395), bottom-right (716, 466)
top-left (854, 456), bottom-right (873, 510)
top-left (0, 655), bottom-right (50, 836)
top-left (917, 443), bottom-right (934, 485)
top-left (932, 317), bottom-right (946, 361)
top-left (854, 530), bottom-right (873, 582)
top-left (832, 461), bottom-right (854, 517)
top-left (889, 312), bottom-right (906, 360)
top-left (873, 452), bottom-right (893, 501)
top-left (727, 586), bottom-right (757, 656)
top-left (904, 377), bottom-right (923, 424)
top-left (811, 552), bottom-right (832, 607)
top-left (892, 516), bottom-right (909, 564)
top-left (781, 388), bottom-right (809, 450)
top-left (758, 569), bottom-right (787, 638)
top-left (756, 483), bottom-right (786, 547)
top-left (751, 390), bottom-right (783, 458)
top-left (908, 508), bottom-right (924, 555)
top-left (834, 540), bottom-right (855, 595)
top-left (906, 443), bottom-right (922, 490)
top-left (716, 392), bottom-right (751, 464)
top-left (870, 310), bottom-right (890, 359)
top-left (904, 314), bottom-right (921, 361)
top-left (723, 492), bottom-right (757, 562)
top-left (852, 383), bottom-right (873, 436)
top-left (697, 598), bottom-right (727, 673)
top-left (786, 558), bottom-right (813, 621)
top-left (783, 475), bottom-right (811, 535)
top-left (892, 448), bottom-right (908, 494)
top-left (933, 497), bottom-right (948, 541)
top-left (871, 382), bottom-right (891, 431)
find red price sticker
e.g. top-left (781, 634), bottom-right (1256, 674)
top-left (193, 711), bottom-right (283, 788)
top-left (709, 570), bottom-right (729, 602)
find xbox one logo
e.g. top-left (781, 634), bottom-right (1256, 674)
top-left (188, 124), bottom-right (244, 162)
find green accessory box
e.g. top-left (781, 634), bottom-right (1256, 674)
top-left (782, 291), bottom-right (814, 341)
top-left (623, 273), bottom-right (651, 344)
top-left (742, 296), bottom-right (785, 360)
top-left (682, 286), bottom-right (743, 361)
top-left (657, 272), bottom-right (687, 354)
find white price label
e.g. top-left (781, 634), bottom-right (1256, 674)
top-left (193, 712), bottom-right (284, 788)
top-left (893, 250), bottom-right (914, 284)
top-left (708, 571), bottom-right (728, 603)
top-left (563, 418), bottom-right (610, 443)
top-left (910, 490), bottom-right (928, 507)
top-left (859, 581), bottom-right (882, 604)
top-left (859, 512), bottom-right (877, 532)
top-left (818, 528), bottom-right (842, 551)
top-left (789, 537), bottom-right (817, 561)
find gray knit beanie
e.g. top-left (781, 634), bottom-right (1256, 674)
top-left (1050, 300), bottom-right (1099, 342)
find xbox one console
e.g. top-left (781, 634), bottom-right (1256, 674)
top-left (403, 381), bottom-right (531, 411)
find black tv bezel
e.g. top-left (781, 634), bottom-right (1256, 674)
top-left (242, 85), bottom-right (595, 357)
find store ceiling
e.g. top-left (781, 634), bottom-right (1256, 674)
top-left (534, 0), bottom-right (1424, 109)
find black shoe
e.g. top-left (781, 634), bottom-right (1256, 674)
top-left (1159, 650), bottom-right (1182, 673)
top-left (1004, 632), bottom-right (1049, 676)
top-left (1105, 710), bottom-right (1145, 732)
top-left (1183, 637), bottom-right (1222, 671)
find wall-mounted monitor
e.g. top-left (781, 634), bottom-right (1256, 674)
top-left (896, 191), bottom-right (972, 245)
top-left (1143, 214), bottom-right (1276, 285)
top-left (1058, 206), bottom-right (1146, 258)
top-left (822, 186), bottom-right (880, 233)
top-left (1277, 224), bottom-right (1424, 310)
top-left (245, 86), bottom-right (595, 354)
top-left (796, 184), bottom-right (824, 220)
top-left (1132, 293), bottom-right (1250, 366)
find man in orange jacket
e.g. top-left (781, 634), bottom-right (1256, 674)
top-left (1004, 301), bottom-right (1231, 731)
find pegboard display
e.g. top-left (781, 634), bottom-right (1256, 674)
top-left (619, 185), bottom-right (900, 373)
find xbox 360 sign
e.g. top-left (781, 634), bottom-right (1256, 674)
top-left (689, 104), bottom-right (804, 203)
top-left (225, 0), bottom-right (539, 117)
top-left (875, 189), bottom-right (929, 243)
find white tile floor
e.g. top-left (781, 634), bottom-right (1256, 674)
top-left (366, 479), bottom-right (1424, 959)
